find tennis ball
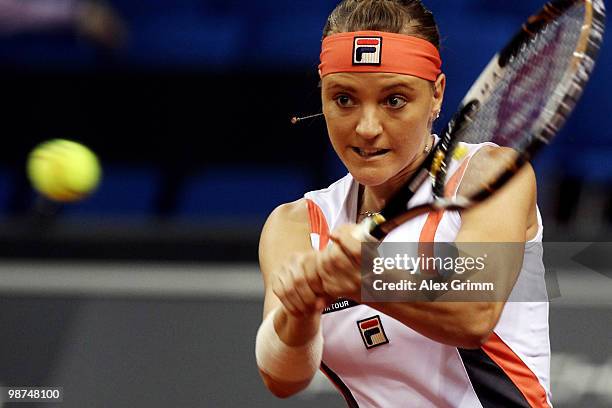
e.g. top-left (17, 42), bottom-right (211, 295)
top-left (27, 139), bottom-right (102, 202)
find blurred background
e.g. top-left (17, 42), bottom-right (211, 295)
top-left (0, 0), bottom-right (610, 407)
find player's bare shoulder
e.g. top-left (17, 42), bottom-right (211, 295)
top-left (258, 199), bottom-right (312, 282)
top-left (260, 199), bottom-right (310, 247)
top-left (262, 199), bottom-right (310, 233)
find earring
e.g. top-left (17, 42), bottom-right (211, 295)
top-left (435, 111), bottom-right (441, 120)
top-left (423, 135), bottom-right (433, 154)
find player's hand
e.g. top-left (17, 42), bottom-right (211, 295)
top-left (271, 252), bottom-right (328, 318)
top-left (316, 224), bottom-right (364, 301)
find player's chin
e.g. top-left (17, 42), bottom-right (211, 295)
top-left (348, 165), bottom-right (398, 187)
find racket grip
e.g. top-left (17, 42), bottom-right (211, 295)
top-left (353, 215), bottom-right (385, 243)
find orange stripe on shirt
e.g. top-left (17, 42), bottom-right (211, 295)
top-left (418, 159), bottom-right (471, 274)
top-left (306, 199), bottom-right (331, 251)
top-left (419, 158), bottom-right (471, 242)
top-left (482, 332), bottom-right (550, 408)
top-left (421, 157), bottom-right (549, 405)
top-left (444, 159), bottom-right (471, 200)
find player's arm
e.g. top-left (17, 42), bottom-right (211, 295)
top-left (256, 199), bottom-right (326, 398)
top-left (379, 164), bottom-right (536, 347)
top-left (329, 164), bottom-right (537, 348)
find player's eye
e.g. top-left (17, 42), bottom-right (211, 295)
top-left (335, 94), bottom-right (355, 107)
top-left (385, 95), bottom-right (408, 109)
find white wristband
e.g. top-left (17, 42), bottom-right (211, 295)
top-left (255, 308), bottom-right (323, 383)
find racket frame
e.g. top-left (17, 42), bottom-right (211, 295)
top-left (367, 0), bottom-right (606, 241)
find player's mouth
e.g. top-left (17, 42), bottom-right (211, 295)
top-left (352, 147), bottom-right (391, 158)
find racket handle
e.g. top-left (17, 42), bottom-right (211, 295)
top-left (353, 214), bottom-right (386, 242)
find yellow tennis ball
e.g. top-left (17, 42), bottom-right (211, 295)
top-left (27, 139), bottom-right (102, 202)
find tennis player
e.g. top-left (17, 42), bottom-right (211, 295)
top-left (256, 1), bottom-right (551, 406)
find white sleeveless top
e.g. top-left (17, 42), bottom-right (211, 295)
top-left (304, 143), bottom-right (552, 408)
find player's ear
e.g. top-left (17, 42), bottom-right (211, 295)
top-left (432, 73), bottom-right (446, 114)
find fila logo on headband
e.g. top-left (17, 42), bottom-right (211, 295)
top-left (353, 36), bottom-right (382, 65)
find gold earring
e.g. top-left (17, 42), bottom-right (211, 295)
top-left (423, 136), bottom-right (433, 154)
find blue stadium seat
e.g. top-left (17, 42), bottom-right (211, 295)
top-left (62, 165), bottom-right (158, 216)
top-left (124, 14), bottom-right (246, 67)
top-left (177, 166), bottom-right (310, 219)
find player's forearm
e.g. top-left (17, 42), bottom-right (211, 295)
top-left (259, 369), bottom-right (312, 398)
top-left (361, 241), bottom-right (519, 348)
top-left (256, 307), bottom-right (323, 398)
top-left (368, 300), bottom-right (500, 349)
top-left (273, 307), bottom-right (322, 346)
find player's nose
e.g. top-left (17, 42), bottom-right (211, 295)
top-left (355, 106), bottom-right (383, 140)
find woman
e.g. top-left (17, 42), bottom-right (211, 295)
top-left (256, 0), bottom-right (551, 406)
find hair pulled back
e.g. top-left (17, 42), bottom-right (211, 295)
top-left (323, 0), bottom-right (440, 49)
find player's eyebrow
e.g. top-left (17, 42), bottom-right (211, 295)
top-left (324, 78), bottom-right (422, 96)
top-left (379, 82), bottom-right (418, 93)
top-left (325, 82), bottom-right (358, 93)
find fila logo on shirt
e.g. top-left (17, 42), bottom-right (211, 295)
top-left (357, 315), bottom-right (389, 349)
top-left (353, 36), bottom-right (382, 65)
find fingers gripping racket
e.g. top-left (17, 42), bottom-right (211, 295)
top-left (360, 0), bottom-right (606, 241)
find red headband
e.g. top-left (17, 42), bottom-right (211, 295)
top-left (319, 31), bottom-right (442, 81)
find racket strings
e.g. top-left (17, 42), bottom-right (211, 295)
top-left (460, 3), bottom-right (585, 151)
top-left (448, 3), bottom-right (587, 199)
top-left (369, 1), bottom-right (604, 240)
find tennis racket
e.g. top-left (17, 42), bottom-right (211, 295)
top-left (360, 0), bottom-right (606, 241)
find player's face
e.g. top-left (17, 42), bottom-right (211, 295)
top-left (321, 72), bottom-right (444, 187)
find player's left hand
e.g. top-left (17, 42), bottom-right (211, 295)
top-left (317, 224), bottom-right (364, 301)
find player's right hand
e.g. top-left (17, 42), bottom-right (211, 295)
top-left (271, 252), bottom-right (329, 318)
